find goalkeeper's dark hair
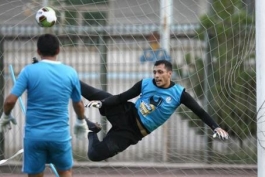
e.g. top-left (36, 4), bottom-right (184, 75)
top-left (37, 34), bottom-right (59, 56)
top-left (154, 60), bottom-right (172, 71)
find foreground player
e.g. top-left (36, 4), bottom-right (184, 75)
top-left (0, 34), bottom-right (96, 177)
top-left (81, 59), bottom-right (229, 162)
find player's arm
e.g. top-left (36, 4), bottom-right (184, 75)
top-left (3, 94), bottom-right (18, 115)
top-left (71, 73), bottom-right (85, 120)
top-left (180, 90), bottom-right (228, 139)
top-left (72, 99), bottom-right (89, 140)
top-left (71, 73), bottom-right (88, 139)
top-left (180, 91), bottom-right (219, 130)
top-left (101, 80), bottom-right (142, 106)
top-left (0, 94), bottom-right (18, 132)
top-left (72, 100), bottom-right (85, 120)
top-left (0, 67), bottom-right (28, 132)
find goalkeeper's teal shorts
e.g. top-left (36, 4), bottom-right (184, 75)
top-left (23, 138), bottom-right (73, 174)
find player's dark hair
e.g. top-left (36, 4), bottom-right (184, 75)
top-left (37, 33), bottom-right (59, 56)
top-left (154, 60), bottom-right (172, 71)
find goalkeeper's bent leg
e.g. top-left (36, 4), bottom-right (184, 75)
top-left (87, 134), bottom-right (121, 161)
top-left (80, 80), bottom-right (113, 116)
top-left (85, 118), bottom-right (101, 133)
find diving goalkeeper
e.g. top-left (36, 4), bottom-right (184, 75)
top-left (81, 59), bottom-right (229, 162)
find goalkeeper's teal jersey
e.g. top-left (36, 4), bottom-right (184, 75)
top-left (135, 78), bottom-right (184, 132)
top-left (11, 60), bottom-right (81, 141)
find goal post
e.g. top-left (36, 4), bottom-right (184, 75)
top-left (0, 35), bottom-right (4, 160)
top-left (256, 0), bottom-right (265, 177)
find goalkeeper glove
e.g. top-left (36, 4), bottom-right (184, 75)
top-left (213, 127), bottom-right (229, 140)
top-left (85, 101), bottom-right (102, 108)
top-left (0, 113), bottom-right (17, 132)
top-left (74, 118), bottom-right (89, 140)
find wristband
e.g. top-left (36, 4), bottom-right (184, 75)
top-left (76, 119), bottom-right (85, 124)
top-left (3, 113), bottom-right (10, 117)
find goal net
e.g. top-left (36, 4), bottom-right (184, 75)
top-left (0, 0), bottom-right (256, 176)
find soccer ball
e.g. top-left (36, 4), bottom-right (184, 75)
top-left (35, 7), bottom-right (57, 27)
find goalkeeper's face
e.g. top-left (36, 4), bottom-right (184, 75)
top-left (153, 64), bottom-right (172, 88)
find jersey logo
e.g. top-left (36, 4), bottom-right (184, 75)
top-left (139, 96), bottom-right (163, 116)
top-left (165, 97), bottom-right (172, 103)
top-left (150, 96), bottom-right (163, 107)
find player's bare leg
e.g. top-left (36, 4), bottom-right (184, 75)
top-left (28, 172), bottom-right (44, 177)
top-left (57, 169), bottom-right (72, 177)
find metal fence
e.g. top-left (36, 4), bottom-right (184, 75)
top-left (0, 24), bottom-right (254, 163)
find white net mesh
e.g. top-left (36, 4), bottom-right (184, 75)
top-left (0, 0), bottom-right (256, 176)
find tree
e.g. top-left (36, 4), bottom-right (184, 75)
top-left (178, 0), bottom-right (255, 148)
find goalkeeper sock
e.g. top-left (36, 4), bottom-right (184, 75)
top-left (85, 118), bottom-right (101, 133)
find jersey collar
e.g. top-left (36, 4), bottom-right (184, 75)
top-left (41, 59), bottom-right (62, 64)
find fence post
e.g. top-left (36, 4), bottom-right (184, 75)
top-left (99, 32), bottom-right (108, 140)
top-left (0, 35), bottom-right (5, 160)
top-left (203, 31), bottom-right (214, 163)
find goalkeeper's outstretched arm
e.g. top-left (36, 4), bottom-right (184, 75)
top-left (180, 90), bottom-right (229, 140)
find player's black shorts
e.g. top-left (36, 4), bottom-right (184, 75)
top-left (101, 101), bottom-right (144, 152)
